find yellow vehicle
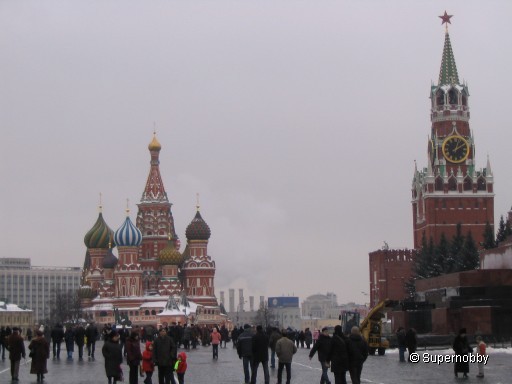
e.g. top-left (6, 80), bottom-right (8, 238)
top-left (359, 299), bottom-right (396, 356)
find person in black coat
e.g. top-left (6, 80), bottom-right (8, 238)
top-left (50, 323), bottom-right (64, 359)
top-left (309, 327), bottom-right (332, 384)
top-left (250, 325), bottom-right (269, 384)
top-left (328, 325), bottom-right (349, 384)
top-left (152, 327), bottom-right (177, 384)
top-left (125, 331), bottom-right (143, 384)
top-left (346, 326), bottom-right (368, 384)
top-left (237, 324), bottom-right (254, 384)
top-left (74, 324), bottom-right (86, 360)
top-left (396, 327), bottom-right (406, 362)
top-left (64, 325), bottom-right (75, 360)
top-left (102, 331), bottom-right (123, 384)
top-left (85, 322), bottom-right (99, 359)
top-left (405, 328), bottom-right (417, 362)
top-left (453, 328), bottom-right (472, 378)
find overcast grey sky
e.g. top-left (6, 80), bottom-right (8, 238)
top-left (1, 1), bottom-right (511, 306)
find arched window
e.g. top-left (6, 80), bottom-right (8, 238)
top-left (477, 177), bottom-right (486, 191)
top-left (448, 176), bottom-right (457, 191)
top-left (151, 310), bottom-right (156, 315)
top-left (435, 176), bottom-right (444, 191)
top-left (436, 89), bottom-right (444, 107)
top-left (461, 90), bottom-right (468, 107)
top-left (145, 310), bottom-right (150, 316)
top-left (463, 176), bottom-right (472, 191)
top-left (448, 89), bottom-right (458, 105)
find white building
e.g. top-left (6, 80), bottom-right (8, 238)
top-left (0, 301), bottom-right (33, 329)
top-left (0, 258), bottom-right (81, 322)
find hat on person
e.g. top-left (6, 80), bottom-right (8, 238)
top-left (321, 327), bottom-right (329, 333)
top-left (243, 324), bottom-right (251, 329)
top-left (12, 327), bottom-right (20, 332)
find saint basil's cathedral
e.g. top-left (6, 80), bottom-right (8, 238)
top-left (78, 134), bottom-right (224, 326)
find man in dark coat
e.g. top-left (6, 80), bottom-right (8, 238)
top-left (0, 326), bottom-right (7, 361)
top-left (251, 325), bottom-right (270, 384)
top-left (453, 328), bottom-right (472, 378)
top-left (309, 327), bottom-right (332, 384)
top-left (396, 327), bottom-right (406, 362)
top-left (28, 330), bottom-right (50, 382)
top-left (237, 324), bottom-right (254, 384)
top-left (50, 323), bottom-right (64, 359)
top-left (75, 324), bottom-right (86, 360)
top-left (328, 325), bottom-right (349, 384)
top-left (268, 327), bottom-right (282, 368)
top-left (7, 327), bottom-right (25, 381)
top-left (406, 328), bottom-right (417, 362)
top-left (102, 331), bottom-right (123, 384)
top-left (152, 327), bottom-right (177, 384)
top-left (346, 326), bottom-right (368, 384)
top-left (85, 322), bottom-right (99, 359)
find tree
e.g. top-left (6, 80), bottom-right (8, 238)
top-left (50, 289), bottom-right (83, 324)
top-left (459, 231), bottom-right (480, 271)
top-left (450, 224), bottom-right (465, 273)
top-left (496, 215), bottom-right (507, 244)
top-left (253, 302), bottom-right (274, 328)
top-left (431, 233), bottom-right (449, 277)
top-left (482, 221), bottom-right (496, 249)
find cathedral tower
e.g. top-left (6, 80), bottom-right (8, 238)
top-left (412, 13), bottom-right (494, 248)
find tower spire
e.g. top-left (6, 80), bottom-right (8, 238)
top-left (141, 133), bottom-right (168, 203)
top-left (438, 12), bottom-right (459, 85)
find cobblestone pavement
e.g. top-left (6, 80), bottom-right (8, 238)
top-left (1, 342), bottom-right (510, 383)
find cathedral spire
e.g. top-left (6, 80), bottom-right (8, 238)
top-left (141, 133), bottom-right (169, 203)
top-left (438, 12), bottom-right (460, 86)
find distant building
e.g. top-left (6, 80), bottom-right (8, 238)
top-left (301, 293), bottom-right (339, 319)
top-left (0, 300), bottom-right (33, 330)
top-left (0, 258), bottom-right (81, 322)
top-left (268, 296), bottom-right (301, 330)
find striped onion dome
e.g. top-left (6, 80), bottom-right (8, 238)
top-left (185, 210), bottom-right (211, 241)
top-left (84, 211), bottom-right (115, 249)
top-left (102, 247), bottom-right (118, 269)
top-left (159, 235), bottom-right (183, 265)
top-left (114, 213), bottom-right (142, 247)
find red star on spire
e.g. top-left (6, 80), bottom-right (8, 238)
top-left (439, 11), bottom-right (453, 25)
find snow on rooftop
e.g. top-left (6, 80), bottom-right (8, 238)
top-left (0, 302), bottom-right (32, 312)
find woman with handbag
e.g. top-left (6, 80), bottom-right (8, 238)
top-left (28, 330), bottom-right (50, 382)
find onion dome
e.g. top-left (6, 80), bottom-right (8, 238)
top-left (77, 285), bottom-right (97, 299)
top-left (148, 132), bottom-right (161, 151)
top-left (159, 235), bottom-right (183, 265)
top-left (185, 210), bottom-right (211, 241)
top-left (84, 210), bottom-right (115, 249)
top-left (102, 247), bottom-right (118, 269)
top-left (114, 211), bottom-right (142, 247)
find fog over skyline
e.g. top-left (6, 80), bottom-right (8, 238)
top-left (1, 1), bottom-right (511, 306)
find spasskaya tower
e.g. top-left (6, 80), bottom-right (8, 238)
top-left (412, 12), bottom-right (494, 248)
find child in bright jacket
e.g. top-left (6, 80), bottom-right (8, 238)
top-left (174, 351), bottom-right (188, 384)
top-left (141, 341), bottom-right (154, 384)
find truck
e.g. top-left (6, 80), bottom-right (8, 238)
top-left (359, 299), bottom-right (396, 356)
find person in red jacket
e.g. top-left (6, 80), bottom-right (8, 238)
top-left (210, 327), bottom-right (221, 359)
top-left (141, 342), bottom-right (155, 384)
top-left (174, 352), bottom-right (188, 384)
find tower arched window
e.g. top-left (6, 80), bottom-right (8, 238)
top-left (448, 176), bottom-right (457, 191)
top-left (436, 89), bottom-right (444, 107)
top-left (435, 176), bottom-right (444, 191)
top-left (461, 90), bottom-right (468, 107)
top-left (477, 177), bottom-right (486, 191)
top-left (463, 176), bottom-right (472, 191)
top-left (448, 88), bottom-right (458, 105)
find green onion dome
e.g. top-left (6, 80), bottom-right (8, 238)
top-left (84, 211), bottom-right (115, 249)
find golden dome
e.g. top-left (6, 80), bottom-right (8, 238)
top-left (148, 132), bottom-right (161, 151)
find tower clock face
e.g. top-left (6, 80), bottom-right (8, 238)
top-left (442, 135), bottom-right (469, 163)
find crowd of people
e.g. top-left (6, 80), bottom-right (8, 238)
top-left (1, 322), bottom-right (487, 383)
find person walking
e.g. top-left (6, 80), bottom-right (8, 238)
top-left (309, 327), bottom-right (332, 384)
top-left (102, 331), bottom-right (124, 384)
top-left (328, 325), bottom-right (349, 384)
top-left (7, 327), bottom-right (25, 381)
top-left (75, 324), bottom-right (86, 360)
top-left (275, 330), bottom-right (297, 384)
top-left (64, 325), bottom-right (75, 360)
top-left (396, 327), bottom-right (406, 362)
top-left (85, 321), bottom-right (99, 359)
top-left (50, 323), bottom-right (64, 359)
top-left (211, 327), bottom-right (221, 359)
top-left (475, 335), bottom-right (486, 378)
top-left (346, 326), bottom-right (368, 384)
top-left (220, 325), bottom-right (229, 348)
top-left (268, 327), bottom-right (282, 369)
top-left (237, 324), bottom-right (254, 384)
top-left (0, 326), bottom-right (8, 361)
top-left (453, 328), bottom-right (472, 378)
top-left (251, 325), bottom-right (270, 384)
top-left (125, 331), bottom-right (143, 384)
top-left (28, 330), bottom-right (50, 382)
top-left (405, 328), bottom-right (417, 362)
top-left (304, 328), bottom-right (313, 349)
top-left (152, 327), bottom-right (177, 384)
